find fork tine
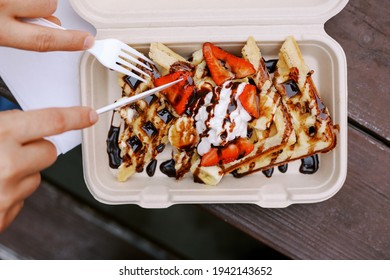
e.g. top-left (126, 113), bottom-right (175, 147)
top-left (119, 50), bottom-right (152, 71)
top-left (117, 57), bottom-right (150, 77)
top-left (120, 43), bottom-right (155, 65)
top-left (111, 64), bottom-right (147, 83)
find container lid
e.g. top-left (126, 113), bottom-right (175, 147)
top-left (70, 0), bottom-right (348, 30)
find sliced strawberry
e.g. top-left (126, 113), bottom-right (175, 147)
top-left (200, 148), bottom-right (219, 167)
top-left (220, 143), bottom-right (240, 164)
top-left (211, 44), bottom-right (256, 78)
top-left (154, 71), bottom-right (194, 115)
top-left (154, 71), bottom-right (182, 87)
top-left (239, 84), bottom-right (260, 118)
top-left (173, 81), bottom-right (195, 115)
top-left (203, 43), bottom-right (233, 86)
top-left (203, 42), bottom-right (256, 86)
top-left (236, 137), bottom-right (254, 158)
top-left (200, 139), bottom-right (253, 167)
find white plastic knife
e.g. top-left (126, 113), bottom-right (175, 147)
top-left (96, 78), bottom-right (182, 114)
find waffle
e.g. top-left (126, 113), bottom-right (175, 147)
top-left (114, 62), bottom-right (177, 182)
top-left (233, 36), bottom-right (337, 177)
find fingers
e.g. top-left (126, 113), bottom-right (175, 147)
top-left (0, 173), bottom-right (41, 206)
top-left (20, 140), bottom-right (57, 175)
top-left (1, 107), bottom-right (98, 143)
top-left (0, 201), bottom-right (24, 232)
top-left (44, 15), bottom-right (61, 26)
top-left (0, 0), bottom-right (95, 52)
top-left (13, 174), bottom-right (41, 202)
top-left (3, 20), bottom-right (94, 52)
top-left (6, 0), bottom-right (58, 18)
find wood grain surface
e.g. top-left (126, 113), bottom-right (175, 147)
top-left (325, 0), bottom-right (390, 142)
top-left (203, 126), bottom-right (390, 259)
top-left (0, 181), bottom-right (178, 260)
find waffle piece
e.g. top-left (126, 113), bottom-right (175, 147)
top-left (150, 46), bottom-right (199, 180)
top-left (234, 36), bottom-right (336, 177)
top-left (149, 42), bottom-right (188, 75)
top-left (218, 37), bottom-right (295, 174)
top-left (115, 63), bottom-right (177, 181)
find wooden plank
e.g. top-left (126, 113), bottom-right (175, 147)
top-left (325, 0), bottom-right (390, 142)
top-left (0, 181), bottom-right (179, 260)
top-left (202, 126), bottom-right (390, 259)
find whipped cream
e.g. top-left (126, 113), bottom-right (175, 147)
top-left (195, 81), bottom-right (251, 155)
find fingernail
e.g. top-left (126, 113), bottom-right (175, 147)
top-left (83, 35), bottom-right (95, 50)
top-left (89, 110), bottom-right (98, 124)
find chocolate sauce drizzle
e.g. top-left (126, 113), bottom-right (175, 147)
top-left (157, 108), bottom-right (174, 124)
top-left (124, 75), bottom-right (141, 90)
top-left (264, 59), bottom-right (278, 73)
top-left (307, 75), bottom-right (328, 120)
top-left (299, 155), bottom-right (319, 174)
top-left (160, 159), bottom-right (176, 178)
top-left (193, 167), bottom-right (205, 184)
top-left (146, 159), bottom-right (157, 177)
top-left (144, 94), bottom-right (158, 106)
top-left (283, 79), bottom-right (300, 98)
top-left (142, 121), bottom-right (158, 138)
top-left (314, 94), bottom-right (328, 120)
top-left (185, 85), bottom-right (214, 117)
top-left (106, 125), bottom-right (122, 169)
top-left (232, 154), bottom-right (320, 178)
top-left (262, 168), bottom-right (274, 178)
top-left (278, 164), bottom-right (288, 173)
top-left (156, 143), bottom-right (166, 153)
top-left (127, 135), bottom-right (143, 153)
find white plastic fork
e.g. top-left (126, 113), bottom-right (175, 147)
top-left (22, 17), bottom-right (153, 83)
top-left (96, 78), bottom-right (183, 114)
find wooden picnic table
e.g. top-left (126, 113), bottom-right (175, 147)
top-left (202, 0), bottom-right (390, 259)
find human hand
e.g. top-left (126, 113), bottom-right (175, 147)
top-left (0, 107), bottom-right (98, 231)
top-left (0, 0), bottom-right (94, 51)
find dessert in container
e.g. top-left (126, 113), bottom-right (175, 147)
top-left (72, 0), bottom-right (349, 208)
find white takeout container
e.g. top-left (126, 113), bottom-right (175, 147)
top-left (72, 0), bottom-right (348, 208)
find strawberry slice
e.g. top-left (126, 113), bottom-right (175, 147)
top-left (211, 44), bottom-right (256, 78)
top-left (220, 143), bottom-right (240, 164)
top-left (236, 137), bottom-right (254, 158)
top-left (200, 148), bottom-right (219, 167)
top-left (238, 84), bottom-right (260, 118)
top-left (200, 142), bottom-right (242, 166)
top-left (203, 42), bottom-right (256, 86)
top-left (203, 43), bottom-right (233, 86)
top-left (154, 71), bottom-right (194, 115)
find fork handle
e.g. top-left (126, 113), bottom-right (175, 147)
top-left (22, 18), bottom-right (66, 30)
